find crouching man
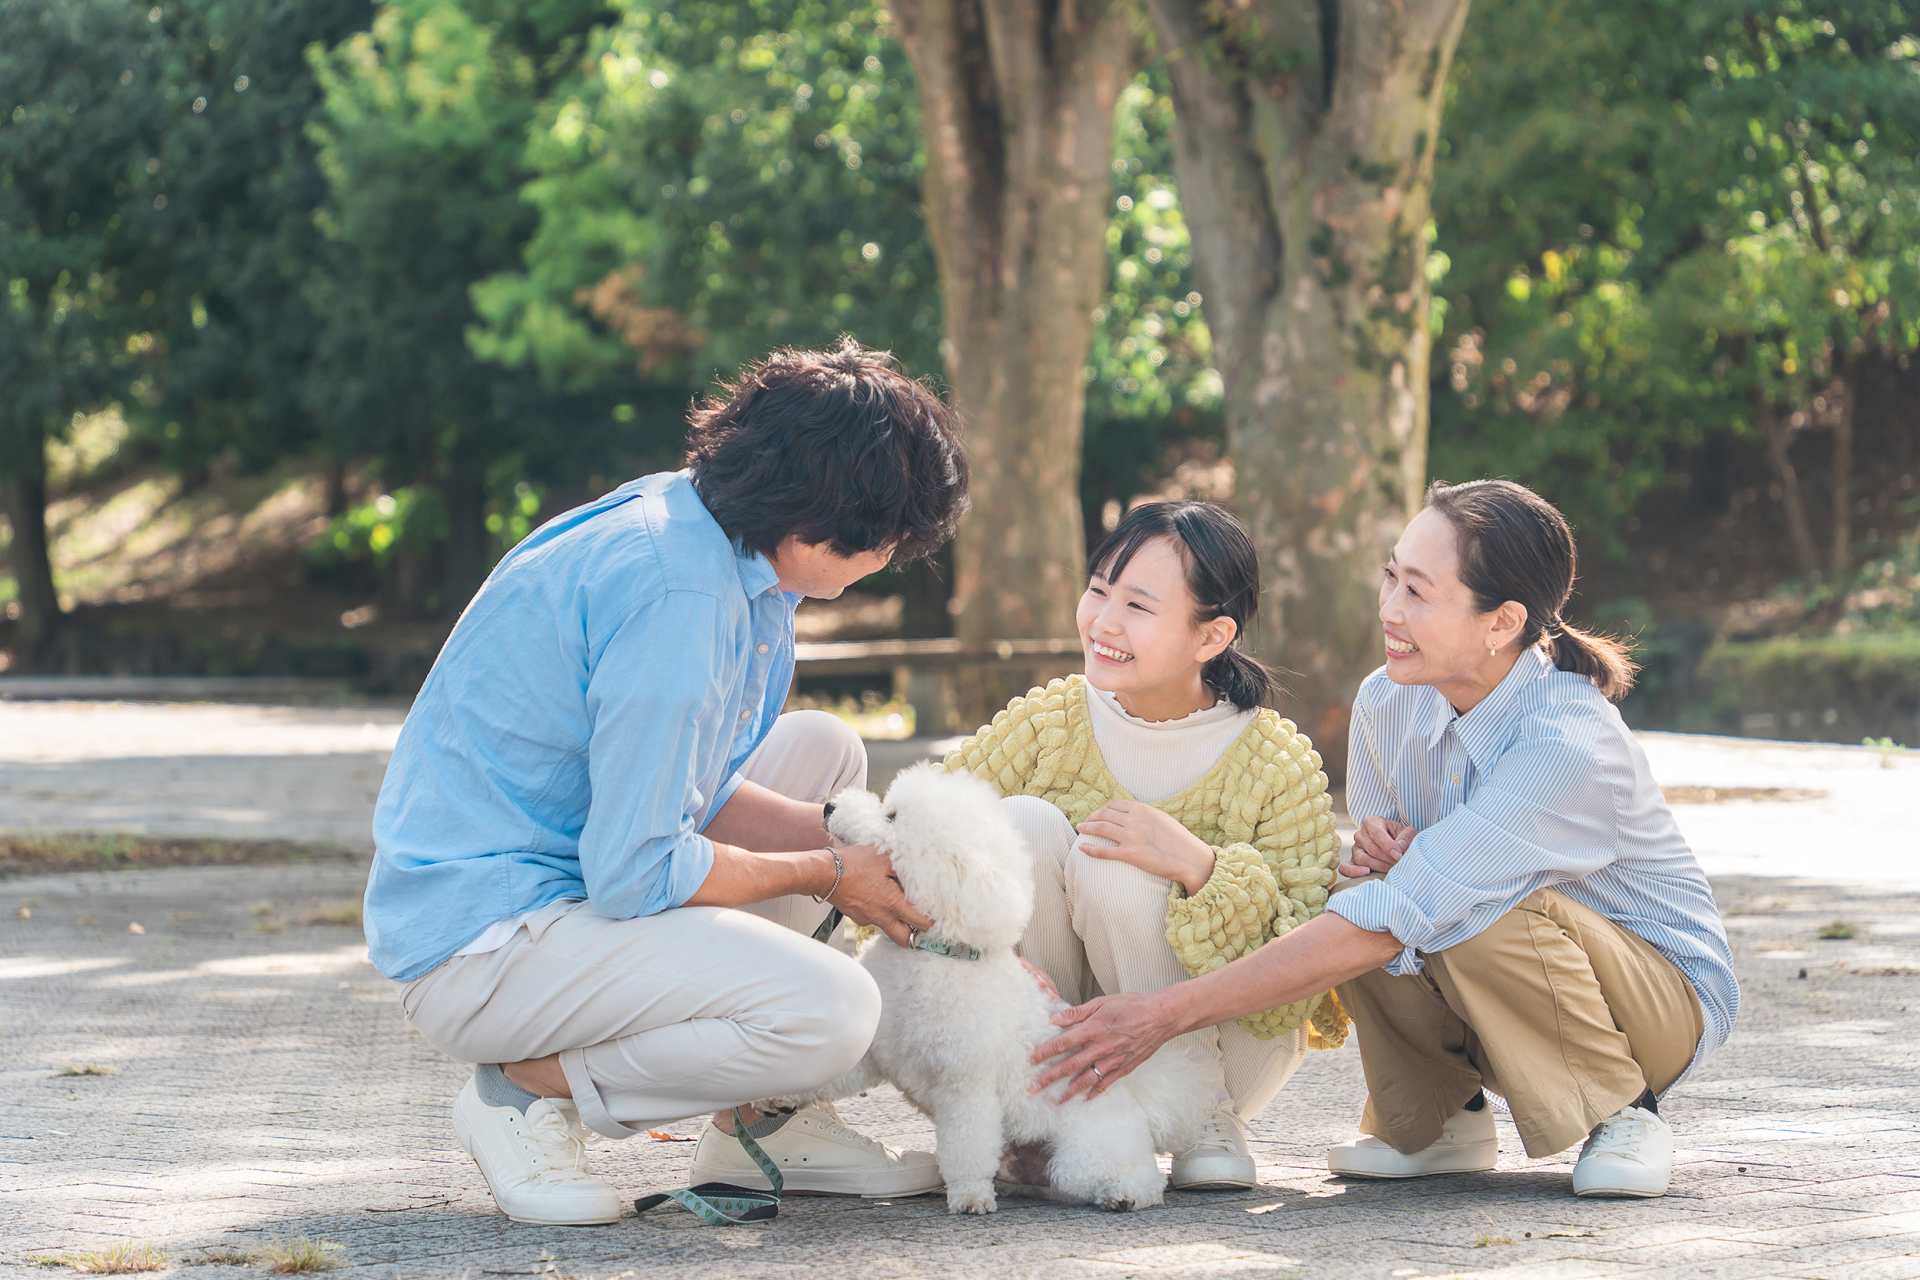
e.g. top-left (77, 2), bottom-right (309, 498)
top-left (363, 343), bottom-right (968, 1224)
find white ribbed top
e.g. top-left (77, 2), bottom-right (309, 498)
top-left (1084, 685), bottom-right (1257, 803)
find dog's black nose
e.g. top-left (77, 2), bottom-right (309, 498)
top-left (822, 801), bottom-right (836, 819)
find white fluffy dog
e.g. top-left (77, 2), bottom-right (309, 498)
top-left (792, 762), bottom-right (1211, 1214)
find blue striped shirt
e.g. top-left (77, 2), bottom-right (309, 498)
top-left (1329, 648), bottom-right (1738, 1075)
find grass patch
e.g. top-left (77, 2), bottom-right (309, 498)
top-left (54, 1063), bottom-right (117, 1077)
top-left (184, 1246), bottom-right (253, 1267)
top-left (252, 1233), bottom-right (343, 1274)
top-left (57, 1242), bottom-right (168, 1273)
top-left (306, 903), bottom-right (361, 928)
top-left (0, 835), bottom-right (359, 881)
top-left (28, 1256), bottom-right (64, 1269)
top-left (1818, 920), bottom-right (1860, 940)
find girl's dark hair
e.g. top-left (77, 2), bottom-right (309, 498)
top-left (1423, 479), bottom-right (1638, 701)
top-left (1088, 501), bottom-right (1281, 711)
top-left (687, 340), bottom-right (970, 561)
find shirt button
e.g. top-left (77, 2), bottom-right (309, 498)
top-left (757, 644), bottom-right (769, 654)
top-left (1451, 774), bottom-right (1461, 784)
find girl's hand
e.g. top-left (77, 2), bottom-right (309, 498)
top-left (1339, 816), bottom-right (1416, 878)
top-left (1029, 992), bottom-right (1182, 1100)
top-left (1075, 799), bottom-right (1215, 896)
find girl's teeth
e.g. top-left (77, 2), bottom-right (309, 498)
top-left (1094, 643), bottom-right (1132, 661)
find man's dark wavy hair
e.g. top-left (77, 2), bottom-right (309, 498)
top-left (687, 340), bottom-right (970, 563)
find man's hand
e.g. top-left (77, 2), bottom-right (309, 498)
top-left (1074, 800), bottom-right (1216, 896)
top-left (830, 843), bottom-right (933, 948)
top-left (1028, 991), bottom-right (1183, 1101)
top-left (1339, 815), bottom-right (1415, 879)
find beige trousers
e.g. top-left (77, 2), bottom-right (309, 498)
top-left (397, 710), bottom-right (872, 1139)
top-left (1336, 886), bottom-right (1705, 1159)
top-left (1002, 795), bottom-right (1309, 1122)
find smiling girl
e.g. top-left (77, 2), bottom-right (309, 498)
top-left (943, 501), bottom-right (1344, 1190)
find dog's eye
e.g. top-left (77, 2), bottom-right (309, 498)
top-left (884, 810), bottom-right (897, 821)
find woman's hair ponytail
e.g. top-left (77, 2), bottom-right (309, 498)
top-left (1088, 501), bottom-right (1284, 711)
top-left (1425, 480), bottom-right (1639, 701)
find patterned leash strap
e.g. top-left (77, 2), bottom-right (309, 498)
top-left (811, 907), bottom-right (844, 945)
top-left (632, 1107), bottom-right (783, 1225)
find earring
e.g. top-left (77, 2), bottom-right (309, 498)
top-left (1488, 645), bottom-right (1496, 658)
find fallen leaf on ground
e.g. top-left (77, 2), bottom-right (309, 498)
top-left (647, 1130), bottom-right (694, 1142)
top-left (1246, 1203), bottom-right (1284, 1214)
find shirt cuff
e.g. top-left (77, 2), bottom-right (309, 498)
top-left (1327, 877), bottom-right (1431, 976)
top-left (697, 771), bottom-right (747, 832)
top-left (662, 833), bottom-right (716, 910)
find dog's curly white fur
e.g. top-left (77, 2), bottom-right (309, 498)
top-left (788, 763), bottom-right (1212, 1214)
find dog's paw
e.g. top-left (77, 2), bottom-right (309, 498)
top-left (1094, 1195), bottom-right (1137, 1213)
top-left (945, 1182), bottom-right (998, 1215)
top-left (750, 1094), bottom-right (818, 1115)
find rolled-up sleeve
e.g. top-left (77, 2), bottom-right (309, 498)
top-left (575, 593), bottom-right (732, 917)
top-left (1330, 712), bottom-right (1628, 973)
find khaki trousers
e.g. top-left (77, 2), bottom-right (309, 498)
top-left (397, 710), bottom-right (873, 1139)
top-left (1002, 794), bottom-right (1309, 1122)
top-left (1336, 886), bottom-right (1704, 1159)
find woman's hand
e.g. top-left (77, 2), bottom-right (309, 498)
top-left (1339, 816), bottom-right (1416, 879)
top-left (1075, 800), bottom-right (1216, 896)
top-left (1028, 991), bottom-right (1185, 1101)
top-left (1019, 958), bottom-right (1060, 1001)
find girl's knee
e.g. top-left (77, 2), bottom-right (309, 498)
top-left (1001, 794), bottom-right (1075, 848)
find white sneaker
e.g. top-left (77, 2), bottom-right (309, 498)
top-left (690, 1102), bottom-right (942, 1197)
top-left (1170, 1108), bottom-right (1257, 1190)
top-left (451, 1079), bottom-right (623, 1225)
top-left (1326, 1099), bottom-right (1499, 1179)
top-left (1572, 1105), bottom-right (1673, 1198)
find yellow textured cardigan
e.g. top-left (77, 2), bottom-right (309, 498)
top-left (943, 675), bottom-right (1349, 1048)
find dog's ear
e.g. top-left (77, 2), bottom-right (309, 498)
top-left (878, 765), bottom-right (1035, 951)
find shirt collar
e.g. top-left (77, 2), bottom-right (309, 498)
top-left (1451, 646), bottom-right (1554, 768)
top-left (733, 544), bottom-right (782, 600)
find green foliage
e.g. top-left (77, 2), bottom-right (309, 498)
top-left (306, 486), bottom-right (448, 568)
top-left (0, 0), bottom-right (164, 462)
top-left (1431, 0), bottom-right (1920, 546)
top-left (469, 0), bottom-right (939, 390)
top-left (1080, 69), bottom-right (1224, 533)
top-left (1696, 627), bottom-right (1920, 739)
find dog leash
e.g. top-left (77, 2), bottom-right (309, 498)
top-left (632, 1107), bottom-right (782, 1225)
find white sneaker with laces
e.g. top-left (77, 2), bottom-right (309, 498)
top-left (1170, 1108), bottom-right (1257, 1190)
top-left (451, 1078), bottom-right (623, 1225)
top-left (1326, 1099), bottom-right (1499, 1179)
top-left (1572, 1105), bottom-right (1672, 1198)
top-left (690, 1102), bottom-right (943, 1197)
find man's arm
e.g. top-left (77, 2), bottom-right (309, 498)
top-left (1030, 911), bottom-right (1403, 1098)
top-left (688, 780), bottom-right (934, 946)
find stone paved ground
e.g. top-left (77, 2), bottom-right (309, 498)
top-left (3, 703), bottom-right (1919, 1278)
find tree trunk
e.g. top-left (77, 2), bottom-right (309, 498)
top-left (0, 417), bottom-right (63, 670)
top-left (1756, 393), bottom-right (1822, 582)
top-left (1145, 0), bottom-right (1470, 773)
top-left (892, 0), bottom-right (1141, 721)
top-left (1830, 363), bottom-right (1855, 584)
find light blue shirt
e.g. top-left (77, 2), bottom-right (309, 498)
top-left (1329, 648), bottom-right (1739, 1075)
top-left (363, 470), bottom-right (798, 981)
